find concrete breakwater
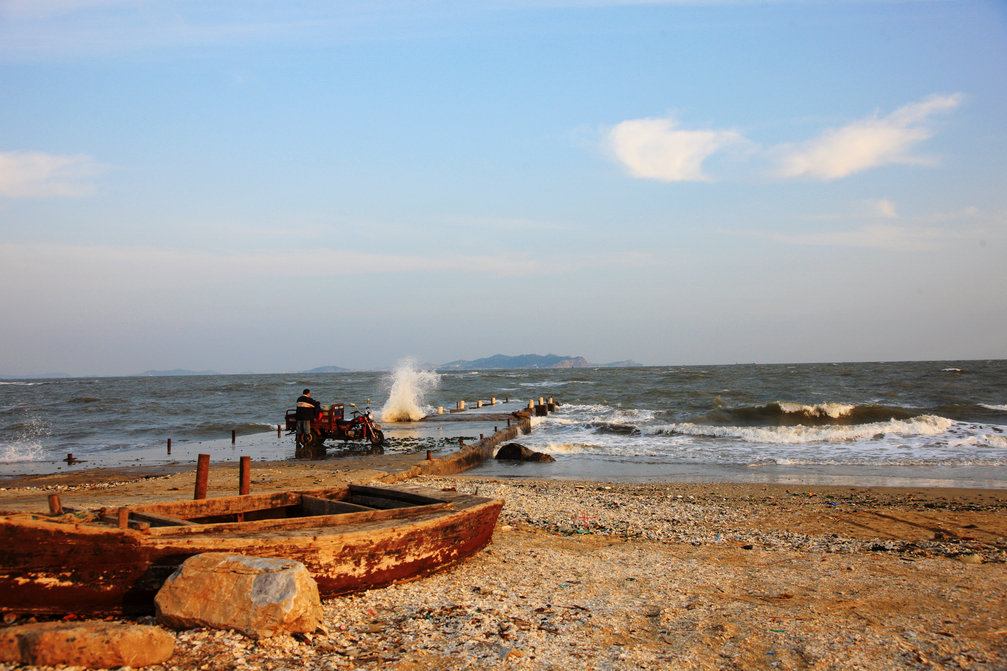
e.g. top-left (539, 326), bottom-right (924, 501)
top-left (379, 398), bottom-right (558, 484)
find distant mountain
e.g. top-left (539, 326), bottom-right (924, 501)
top-left (301, 365), bottom-right (352, 373)
top-left (597, 360), bottom-right (644, 368)
top-left (438, 354), bottom-right (590, 370)
top-left (137, 369), bottom-right (220, 376)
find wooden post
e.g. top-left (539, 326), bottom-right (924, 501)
top-left (194, 454), bottom-right (210, 500)
top-left (239, 456), bottom-right (251, 495)
top-left (48, 494), bottom-right (62, 515)
top-left (426, 450), bottom-right (432, 460)
top-left (231, 429), bottom-right (236, 444)
top-left (117, 507), bottom-right (129, 530)
top-left (167, 438), bottom-right (171, 454)
top-left (277, 425), bottom-right (282, 438)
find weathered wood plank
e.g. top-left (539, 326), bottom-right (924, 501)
top-left (348, 484), bottom-right (445, 506)
top-left (145, 501), bottom-right (454, 537)
top-left (130, 490), bottom-right (325, 520)
top-left (301, 495), bottom-right (375, 516)
top-left (128, 511), bottom-right (197, 527)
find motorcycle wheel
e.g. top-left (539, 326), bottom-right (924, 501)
top-left (296, 433), bottom-right (326, 460)
top-left (370, 429), bottom-right (385, 446)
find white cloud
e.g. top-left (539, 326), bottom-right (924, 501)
top-left (774, 94), bottom-right (963, 180)
top-left (0, 150), bottom-right (101, 198)
top-left (605, 94), bottom-right (963, 184)
top-left (606, 117), bottom-right (742, 182)
top-left (869, 198), bottom-right (899, 219)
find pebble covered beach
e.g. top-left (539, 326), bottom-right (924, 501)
top-left (1, 464), bottom-right (1006, 670)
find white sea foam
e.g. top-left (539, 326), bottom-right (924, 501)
top-left (0, 443), bottom-right (43, 463)
top-left (951, 433), bottom-right (1007, 449)
top-left (657, 415), bottom-right (954, 444)
top-left (777, 402), bottom-right (856, 419)
top-left (379, 359), bottom-right (440, 422)
top-left (519, 380), bottom-right (594, 387)
top-left (541, 442), bottom-right (593, 455)
top-left (981, 403), bottom-right (1007, 411)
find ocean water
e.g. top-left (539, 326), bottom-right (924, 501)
top-left (2, 361), bottom-right (1006, 487)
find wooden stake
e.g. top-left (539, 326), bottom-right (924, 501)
top-left (48, 494), bottom-right (63, 515)
top-left (194, 453), bottom-right (210, 500)
top-left (239, 456), bottom-right (251, 495)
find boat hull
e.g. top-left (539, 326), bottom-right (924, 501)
top-left (0, 485), bottom-right (502, 616)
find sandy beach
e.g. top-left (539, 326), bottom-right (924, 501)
top-left (2, 458), bottom-right (1006, 670)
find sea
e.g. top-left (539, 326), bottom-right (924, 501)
top-left (2, 360), bottom-right (1006, 488)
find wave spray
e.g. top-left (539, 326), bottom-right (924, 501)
top-left (380, 359), bottom-right (441, 422)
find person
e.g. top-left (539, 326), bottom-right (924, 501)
top-left (295, 388), bottom-right (321, 443)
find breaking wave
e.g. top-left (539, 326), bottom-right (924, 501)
top-left (654, 415), bottom-right (954, 444)
top-left (697, 401), bottom-right (916, 427)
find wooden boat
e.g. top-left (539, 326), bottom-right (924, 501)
top-left (0, 484), bottom-right (503, 616)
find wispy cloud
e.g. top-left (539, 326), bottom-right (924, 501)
top-left (0, 150), bottom-right (102, 198)
top-left (0, 243), bottom-right (652, 286)
top-left (751, 202), bottom-right (1003, 252)
top-left (606, 117), bottom-right (742, 182)
top-left (869, 198), bottom-right (899, 219)
top-left (606, 94), bottom-right (963, 183)
top-left (0, 0), bottom-right (133, 20)
top-left (773, 94), bottom-right (963, 180)
top-left (764, 224), bottom-right (949, 252)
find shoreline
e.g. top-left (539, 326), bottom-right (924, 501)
top-left (4, 454), bottom-right (1007, 496)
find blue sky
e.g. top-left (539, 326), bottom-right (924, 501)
top-left (1, 0), bottom-right (1005, 376)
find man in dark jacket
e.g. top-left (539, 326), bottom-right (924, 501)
top-left (295, 388), bottom-right (321, 442)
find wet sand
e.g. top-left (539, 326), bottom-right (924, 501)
top-left (2, 458), bottom-right (1006, 669)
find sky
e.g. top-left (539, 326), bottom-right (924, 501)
top-left (1, 0), bottom-right (1005, 376)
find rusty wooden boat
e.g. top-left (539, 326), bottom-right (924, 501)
top-left (0, 484), bottom-right (503, 616)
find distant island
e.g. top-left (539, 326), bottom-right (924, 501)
top-left (301, 365), bottom-right (352, 373)
top-left (437, 354), bottom-right (642, 370)
top-left (138, 369), bottom-right (221, 376)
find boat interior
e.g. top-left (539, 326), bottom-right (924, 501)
top-left (103, 484), bottom-right (453, 530)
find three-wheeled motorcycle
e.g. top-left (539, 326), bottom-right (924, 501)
top-left (285, 401), bottom-right (385, 459)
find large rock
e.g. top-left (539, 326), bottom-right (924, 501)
top-left (155, 553), bottom-right (323, 639)
top-left (495, 442), bottom-right (556, 462)
top-left (0, 621), bottom-right (174, 667)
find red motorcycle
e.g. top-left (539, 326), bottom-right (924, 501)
top-left (285, 401), bottom-right (385, 459)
